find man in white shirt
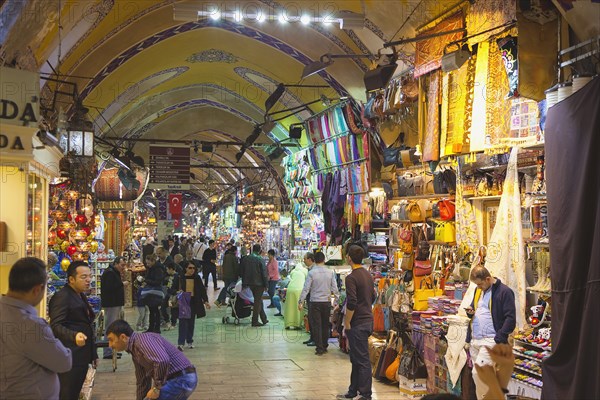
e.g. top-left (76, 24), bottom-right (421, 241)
top-left (192, 238), bottom-right (208, 266)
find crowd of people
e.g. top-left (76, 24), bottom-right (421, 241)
top-left (0, 239), bottom-right (517, 400)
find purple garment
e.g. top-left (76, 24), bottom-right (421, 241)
top-left (178, 292), bottom-right (192, 319)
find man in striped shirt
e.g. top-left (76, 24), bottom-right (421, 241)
top-left (106, 320), bottom-right (197, 400)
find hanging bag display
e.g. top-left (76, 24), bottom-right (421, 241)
top-left (413, 277), bottom-right (443, 311)
top-left (414, 259), bottom-right (432, 276)
top-left (397, 173), bottom-right (416, 197)
top-left (415, 224), bottom-right (430, 260)
top-left (399, 334), bottom-right (428, 380)
top-left (382, 132), bottom-right (406, 167)
top-left (407, 201), bottom-right (424, 223)
top-left (438, 199), bottom-right (456, 221)
top-left (435, 221), bottom-right (456, 243)
top-left (400, 252), bottom-right (414, 271)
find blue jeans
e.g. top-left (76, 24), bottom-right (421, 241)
top-left (216, 279), bottom-right (236, 304)
top-left (268, 280), bottom-right (278, 304)
top-left (178, 318), bottom-right (195, 346)
top-left (157, 372), bottom-right (197, 400)
top-left (346, 322), bottom-right (373, 399)
top-left (272, 295), bottom-right (282, 313)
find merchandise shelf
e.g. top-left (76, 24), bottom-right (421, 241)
top-left (390, 194), bottom-right (455, 200)
top-left (514, 365), bottom-right (543, 378)
top-left (513, 350), bottom-right (547, 363)
top-left (515, 339), bottom-right (552, 352)
top-left (464, 195), bottom-right (502, 201)
top-left (511, 376), bottom-right (543, 390)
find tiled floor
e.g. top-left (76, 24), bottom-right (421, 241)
top-left (91, 286), bottom-right (406, 400)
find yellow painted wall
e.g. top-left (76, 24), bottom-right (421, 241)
top-left (0, 164), bottom-right (28, 295)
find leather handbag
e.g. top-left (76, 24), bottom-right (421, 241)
top-left (407, 201), bottom-right (424, 223)
top-left (412, 279), bottom-right (443, 311)
top-left (397, 173), bottom-right (416, 197)
top-left (423, 173), bottom-right (435, 194)
top-left (433, 171), bottom-right (449, 194)
top-left (324, 245), bottom-right (343, 261)
top-left (382, 132), bottom-right (406, 167)
top-left (380, 165), bottom-right (396, 181)
top-left (435, 221), bottom-right (456, 243)
top-left (414, 259), bottom-right (432, 276)
top-left (432, 202), bottom-right (440, 219)
top-left (386, 354), bottom-right (401, 382)
top-left (400, 252), bottom-right (414, 271)
top-left (415, 225), bottom-right (430, 260)
top-left (438, 199), bottom-right (456, 221)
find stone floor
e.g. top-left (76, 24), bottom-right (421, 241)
top-left (91, 284), bottom-right (407, 400)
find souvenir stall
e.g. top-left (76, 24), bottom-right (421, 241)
top-left (353, 1), bottom-right (586, 398)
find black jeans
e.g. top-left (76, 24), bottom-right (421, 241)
top-left (250, 285), bottom-right (267, 325)
top-left (203, 263), bottom-right (218, 289)
top-left (58, 364), bottom-right (89, 400)
top-left (308, 302), bottom-right (331, 353)
top-left (346, 322), bottom-right (373, 399)
top-left (148, 305), bottom-right (161, 333)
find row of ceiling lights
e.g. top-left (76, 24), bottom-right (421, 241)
top-left (174, 5), bottom-right (365, 30)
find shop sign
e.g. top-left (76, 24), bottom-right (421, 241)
top-left (0, 67), bottom-right (40, 128)
top-left (97, 201), bottom-right (133, 211)
top-left (0, 130), bottom-right (32, 159)
top-left (148, 145), bottom-right (190, 190)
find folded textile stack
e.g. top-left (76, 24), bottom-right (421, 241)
top-left (441, 298), bottom-right (463, 315)
top-left (411, 311), bottom-right (424, 332)
top-left (431, 316), bottom-right (448, 337)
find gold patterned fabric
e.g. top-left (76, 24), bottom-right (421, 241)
top-left (470, 41), bottom-right (489, 152)
top-left (441, 57), bottom-right (472, 156)
top-left (485, 39), bottom-right (512, 146)
top-left (455, 160), bottom-right (480, 255)
top-left (484, 147), bottom-right (526, 329)
top-left (466, 0), bottom-right (516, 46)
top-left (423, 71), bottom-right (441, 162)
top-left (414, 11), bottom-right (465, 78)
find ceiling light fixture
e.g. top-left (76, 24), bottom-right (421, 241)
top-left (173, 4), bottom-right (364, 29)
top-left (263, 82), bottom-right (329, 114)
top-left (441, 43), bottom-right (471, 72)
top-left (289, 124), bottom-right (304, 139)
top-left (301, 53), bottom-right (374, 79)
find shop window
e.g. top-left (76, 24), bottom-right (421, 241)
top-left (27, 174), bottom-right (45, 257)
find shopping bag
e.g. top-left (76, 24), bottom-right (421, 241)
top-left (413, 278), bottom-right (443, 311)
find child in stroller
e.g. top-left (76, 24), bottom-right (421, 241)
top-left (221, 280), bottom-right (254, 325)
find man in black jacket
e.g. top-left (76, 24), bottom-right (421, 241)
top-left (100, 256), bottom-right (127, 359)
top-left (49, 261), bottom-right (99, 400)
top-left (239, 244), bottom-right (268, 327)
top-left (202, 240), bottom-right (219, 290)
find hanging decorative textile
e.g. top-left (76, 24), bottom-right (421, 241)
top-left (466, 0), bottom-right (516, 46)
top-left (469, 41), bottom-right (490, 152)
top-left (414, 11), bottom-right (465, 78)
top-left (455, 159), bottom-right (480, 254)
top-left (517, 13), bottom-right (558, 101)
top-left (423, 71), bottom-right (441, 162)
top-left (441, 54), bottom-right (473, 156)
top-left (485, 38), bottom-right (512, 146)
top-left (497, 35), bottom-right (519, 99)
top-left (483, 147), bottom-right (526, 328)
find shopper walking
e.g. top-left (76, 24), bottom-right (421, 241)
top-left (143, 254), bottom-right (165, 334)
top-left (176, 261), bottom-right (210, 350)
top-left (0, 257), bottom-right (72, 399)
top-left (283, 254), bottom-right (310, 329)
top-left (215, 245), bottom-right (240, 307)
top-left (134, 274), bottom-right (149, 331)
top-left (465, 265), bottom-right (516, 400)
top-left (298, 251), bottom-right (339, 355)
top-left (100, 256), bottom-right (127, 359)
top-left (337, 245), bottom-right (375, 400)
top-left (161, 263), bottom-right (179, 330)
top-left (239, 244), bottom-right (269, 327)
top-left (142, 237), bottom-right (155, 267)
top-left (106, 320), bottom-right (197, 400)
top-left (191, 237), bottom-right (208, 273)
top-left (202, 239), bottom-right (219, 290)
top-left (266, 249), bottom-right (280, 308)
top-left (49, 261), bottom-right (99, 400)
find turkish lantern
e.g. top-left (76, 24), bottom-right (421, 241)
top-left (57, 229), bottom-right (67, 239)
top-left (60, 258), bottom-right (71, 271)
top-left (75, 214), bottom-right (86, 225)
top-left (67, 245), bottom-right (78, 256)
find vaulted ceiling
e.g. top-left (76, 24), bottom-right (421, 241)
top-left (0, 0), bottom-right (459, 204)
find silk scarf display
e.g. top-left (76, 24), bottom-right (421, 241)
top-left (423, 71), bottom-right (441, 162)
top-left (483, 147), bottom-right (526, 328)
top-left (486, 38), bottom-right (512, 147)
top-left (455, 159), bottom-right (480, 254)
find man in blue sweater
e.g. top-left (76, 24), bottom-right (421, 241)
top-left (465, 265), bottom-right (516, 399)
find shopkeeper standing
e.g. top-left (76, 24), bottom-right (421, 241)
top-left (466, 265), bottom-right (516, 400)
top-left (100, 256), bottom-right (128, 359)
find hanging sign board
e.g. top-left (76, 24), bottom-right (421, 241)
top-left (148, 145), bottom-right (190, 190)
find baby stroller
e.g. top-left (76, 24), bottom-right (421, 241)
top-left (221, 281), bottom-right (253, 325)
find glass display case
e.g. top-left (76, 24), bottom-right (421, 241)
top-left (26, 173), bottom-right (46, 258)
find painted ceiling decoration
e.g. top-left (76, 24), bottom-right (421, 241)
top-left (186, 48), bottom-right (239, 63)
top-left (2, 0), bottom-right (483, 207)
